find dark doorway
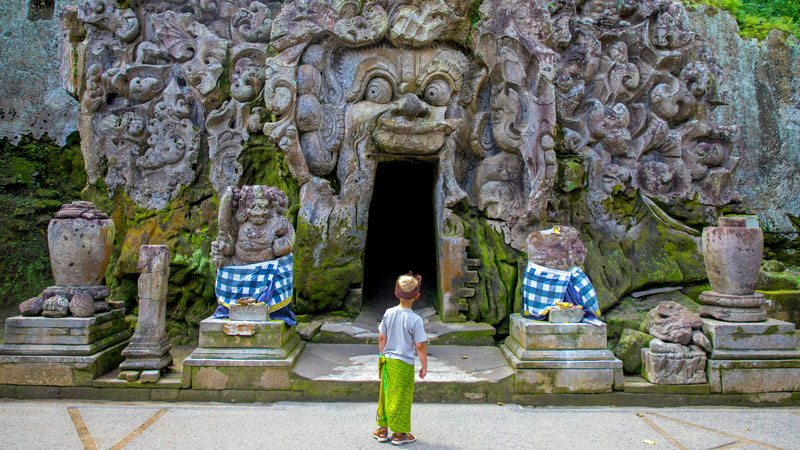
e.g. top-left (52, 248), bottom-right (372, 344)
top-left (362, 160), bottom-right (437, 312)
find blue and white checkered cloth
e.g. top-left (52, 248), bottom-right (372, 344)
top-left (522, 262), bottom-right (600, 320)
top-left (212, 253), bottom-right (296, 325)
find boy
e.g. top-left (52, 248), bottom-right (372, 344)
top-left (374, 272), bottom-right (428, 445)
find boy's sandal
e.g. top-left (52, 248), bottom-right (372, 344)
top-left (392, 433), bottom-right (417, 445)
top-left (373, 428), bottom-right (389, 442)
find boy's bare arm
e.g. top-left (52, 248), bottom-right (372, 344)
top-left (379, 334), bottom-right (387, 354)
top-left (416, 342), bottom-right (427, 379)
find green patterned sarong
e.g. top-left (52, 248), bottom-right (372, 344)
top-left (376, 355), bottom-right (415, 433)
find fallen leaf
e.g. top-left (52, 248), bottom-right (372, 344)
top-left (745, 428), bottom-right (750, 431)
top-left (462, 356), bottom-right (469, 359)
top-left (636, 413), bottom-right (644, 417)
top-left (643, 439), bottom-right (656, 445)
top-left (497, 402), bottom-right (505, 406)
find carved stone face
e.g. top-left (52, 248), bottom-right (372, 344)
top-left (335, 45), bottom-right (471, 156)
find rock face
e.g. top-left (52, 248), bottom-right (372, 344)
top-left (686, 6), bottom-right (800, 255)
top-left (41, 295), bottom-right (69, 318)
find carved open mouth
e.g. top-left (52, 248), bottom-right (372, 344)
top-left (372, 118), bottom-right (454, 155)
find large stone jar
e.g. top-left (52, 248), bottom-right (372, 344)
top-left (702, 217), bottom-right (763, 295)
top-left (47, 202), bottom-right (114, 286)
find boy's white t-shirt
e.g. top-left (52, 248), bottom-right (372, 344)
top-left (378, 306), bottom-right (428, 365)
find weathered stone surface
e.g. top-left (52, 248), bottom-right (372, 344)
top-left (699, 291), bottom-right (766, 308)
top-left (118, 370), bottom-right (139, 382)
top-left (0, 340), bottom-right (128, 387)
top-left (691, 330), bottom-right (712, 353)
top-left (211, 186), bottom-right (295, 268)
top-left (527, 226), bottom-right (586, 271)
top-left (230, 305), bottom-right (269, 322)
top-left (42, 285), bottom-right (110, 301)
top-left (69, 293), bottom-right (94, 317)
top-left (510, 314), bottom-right (607, 350)
top-left (707, 359), bottom-right (800, 394)
top-left (19, 297), bottom-right (44, 316)
top-left (656, 301), bottom-right (703, 329)
top-left (613, 329), bottom-right (654, 374)
top-left (139, 370), bottom-right (161, 383)
top-left (297, 321), bottom-right (322, 341)
top-left (702, 318), bottom-right (800, 351)
top-left (47, 202), bottom-right (114, 286)
top-left (41, 296), bottom-right (69, 318)
top-left (120, 245), bottom-right (172, 372)
top-left (700, 305), bottom-right (768, 323)
top-left (548, 308), bottom-right (584, 323)
top-left (197, 317), bottom-right (293, 350)
top-left (703, 217), bottom-right (763, 296)
top-left (650, 318), bottom-right (692, 345)
top-left (649, 338), bottom-right (688, 354)
top-left (686, 6), bottom-right (800, 243)
top-left (0, 1), bottom-right (79, 146)
top-left (642, 347), bottom-right (707, 385)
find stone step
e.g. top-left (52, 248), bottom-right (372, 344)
top-left (290, 343), bottom-right (514, 402)
top-left (313, 317), bottom-right (496, 346)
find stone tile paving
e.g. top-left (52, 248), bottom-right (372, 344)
top-left (0, 401), bottom-right (798, 450)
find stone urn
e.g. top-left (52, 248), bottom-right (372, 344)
top-left (702, 217), bottom-right (763, 296)
top-left (47, 201), bottom-right (114, 286)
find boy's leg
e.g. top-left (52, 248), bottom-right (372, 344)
top-left (383, 359), bottom-right (415, 434)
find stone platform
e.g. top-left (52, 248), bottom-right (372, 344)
top-left (703, 318), bottom-right (800, 393)
top-left (501, 314), bottom-right (623, 394)
top-left (183, 317), bottom-right (304, 391)
top-left (315, 304), bottom-right (496, 345)
top-left (291, 343), bottom-right (514, 402)
top-left (0, 310), bottom-right (130, 386)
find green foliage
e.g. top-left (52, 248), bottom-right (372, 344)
top-left (0, 134), bottom-right (86, 304)
top-left (686, 0), bottom-right (800, 40)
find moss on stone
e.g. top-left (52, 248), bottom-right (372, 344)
top-left (0, 134), bottom-right (86, 304)
top-left (462, 213), bottom-right (524, 328)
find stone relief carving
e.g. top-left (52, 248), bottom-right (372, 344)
top-left (69, 0), bottom-right (740, 316)
top-left (211, 185), bottom-right (295, 268)
top-left (74, 0), bottom-right (281, 209)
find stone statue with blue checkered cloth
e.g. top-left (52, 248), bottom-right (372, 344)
top-left (522, 226), bottom-right (602, 325)
top-left (210, 185), bottom-right (297, 325)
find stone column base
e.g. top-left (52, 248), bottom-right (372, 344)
top-left (502, 314), bottom-right (623, 394)
top-left (183, 316), bottom-right (305, 390)
top-left (703, 318), bottom-right (800, 393)
top-left (0, 340), bottom-right (128, 386)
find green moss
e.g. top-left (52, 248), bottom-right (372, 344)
top-left (685, 0), bottom-right (800, 40)
top-left (462, 213), bottom-right (523, 327)
top-left (0, 134), bottom-right (86, 304)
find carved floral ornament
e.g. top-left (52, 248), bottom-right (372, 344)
top-left (70, 0), bottom-right (737, 242)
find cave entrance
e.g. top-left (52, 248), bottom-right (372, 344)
top-left (362, 160), bottom-right (438, 314)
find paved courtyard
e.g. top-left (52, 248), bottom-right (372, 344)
top-left (1, 400), bottom-right (798, 449)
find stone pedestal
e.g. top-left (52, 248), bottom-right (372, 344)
top-left (0, 310), bottom-right (130, 386)
top-left (119, 246), bottom-right (172, 381)
top-left (699, 292), bottom-right (767, 322)
top-left (183, 316), bottom-right (304, 390)
top-left (500, 314), bottom-right (622, 394)
top-left (703, 318), bottom-right (800, 393)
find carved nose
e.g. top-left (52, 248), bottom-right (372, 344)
top-left (397, 93), bottom-right (426, 119)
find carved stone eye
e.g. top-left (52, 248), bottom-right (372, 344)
top-left (364, 77), bottom-right (392, 104)
top-left (423, 79), bottom-right (451, 106)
